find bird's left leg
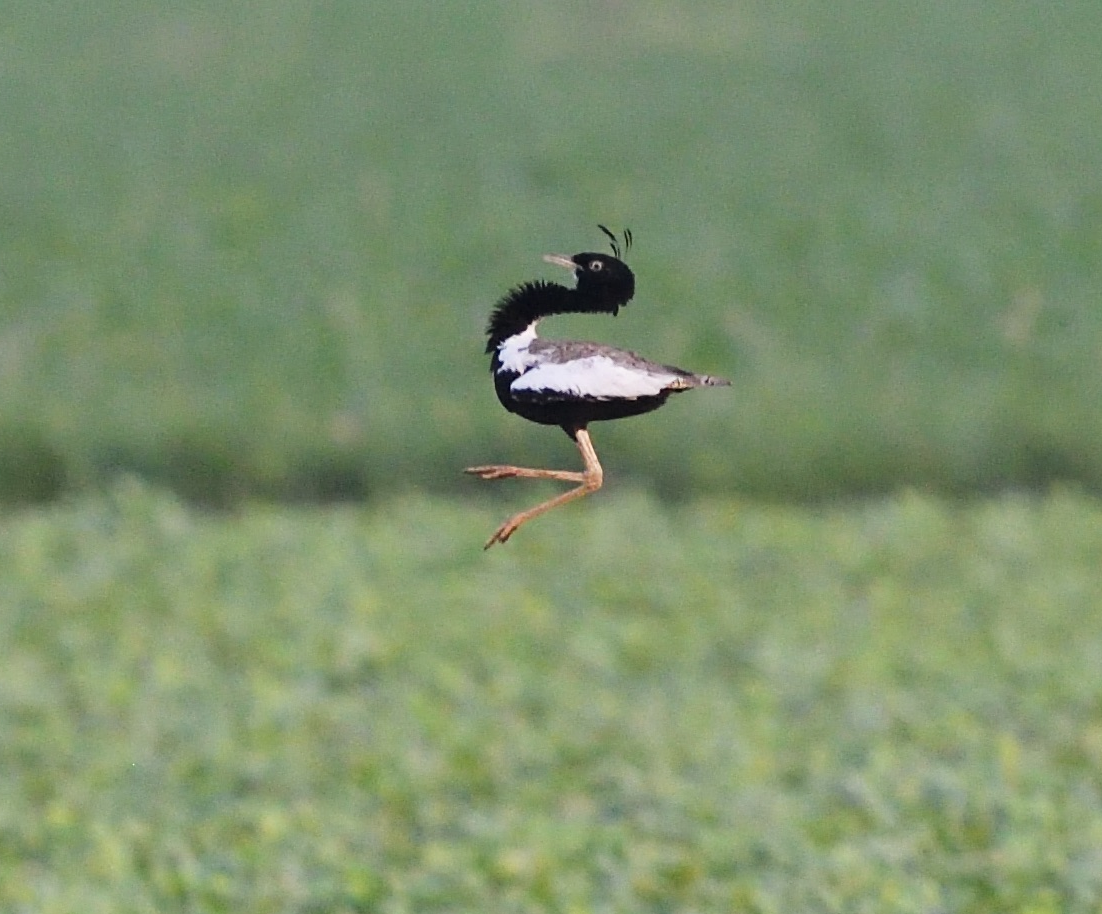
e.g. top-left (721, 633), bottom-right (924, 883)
top-left (470, 427), bottom-right (603, 549)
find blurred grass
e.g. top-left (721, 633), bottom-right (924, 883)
top-left (3, 481), bottom-right (1102, 911)
top-left (3, 0), bottom-right (1102, 502)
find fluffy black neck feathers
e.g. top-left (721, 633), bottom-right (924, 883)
top-left (485, 280), bottom-right (575, 353)
top-left (484, 252), bottom-right (637, 353)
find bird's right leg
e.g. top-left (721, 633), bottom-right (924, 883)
top-left (463, 464), bottom-right (585, 482)
top-left (465, 425), bottom-right (590, 481)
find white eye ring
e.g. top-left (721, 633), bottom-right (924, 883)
top-left (589, 260), bottom-right (604, 271)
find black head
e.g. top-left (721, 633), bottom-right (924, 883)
top-left (543, 226), bottom-right (635, 313)
top-left (485, 227), bottom-right (637, 352)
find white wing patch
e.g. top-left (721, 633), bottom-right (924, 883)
top-left (511, 356), bottom-right (681, 400)
top-left (496, 324), bottom-right (539, 373)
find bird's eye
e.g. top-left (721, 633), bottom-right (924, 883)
top-left (589, 260), bottom-right (604, 271)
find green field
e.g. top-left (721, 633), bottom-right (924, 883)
top-left (3, 0), bottom-right (1102, 501)
top-left (6, 1), bottom-right (1102, 910)
top-left (3, 483), bottom-right (1102, 912)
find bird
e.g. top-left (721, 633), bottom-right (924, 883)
top-left (466, 226), bottom-right (730, 549)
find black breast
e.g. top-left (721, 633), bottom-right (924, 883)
top-left (493, 368), bottom-right (672, 427)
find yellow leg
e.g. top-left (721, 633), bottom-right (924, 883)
top-left (464, 465), bottom-right (585, 483)
top-left (465, 428), bottom-right (603, 549)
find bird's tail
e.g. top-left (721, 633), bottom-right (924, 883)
top-left (666, 372), bottom-right (732, 391)
top-left (694, 373), bottom-right (731, 387)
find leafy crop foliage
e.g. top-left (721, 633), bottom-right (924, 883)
top-left (3, 481), bottom-right (1102, 911)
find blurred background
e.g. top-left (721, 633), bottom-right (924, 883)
top-left (8, 6), bottom-right (1102, 908)
top-left (3, 0), bottom-right (1101, 506)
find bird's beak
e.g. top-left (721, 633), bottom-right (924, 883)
top-left (542, 254), bottom-right (577, 272)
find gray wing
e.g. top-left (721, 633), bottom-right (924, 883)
top-left (513, 339), bottom-right (725, 401)
top-left (527, 338), bottom-right (696, 378)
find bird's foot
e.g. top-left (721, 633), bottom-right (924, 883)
top-left (483, 516), bottom-right (522, 549)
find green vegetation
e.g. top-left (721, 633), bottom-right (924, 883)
top-left (5, 2), bottom-right (1102, 910)
top-left (3, 0), bottom-right (1102, 502)
top-left (3, 482), bottom-right (1102, 912)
